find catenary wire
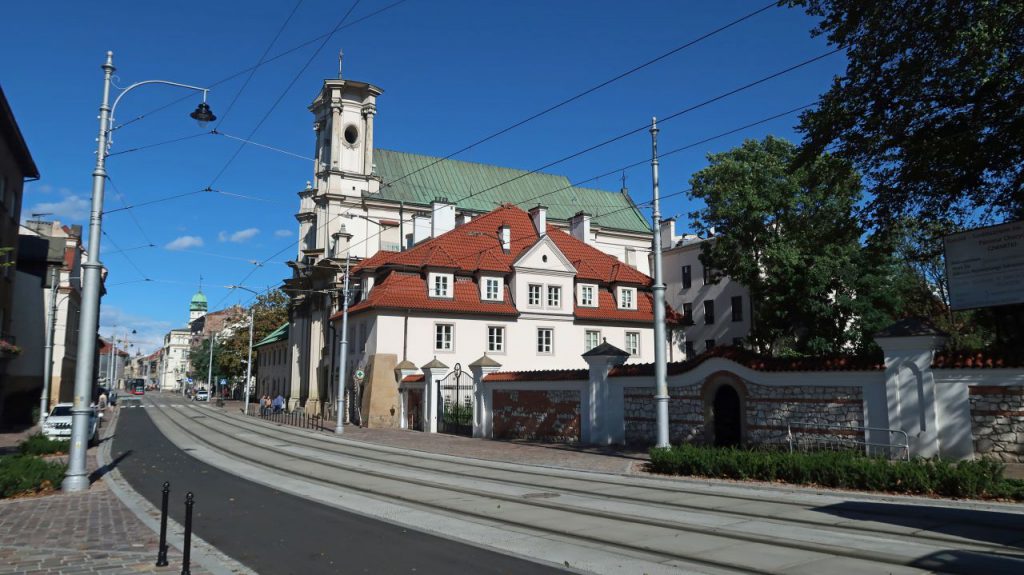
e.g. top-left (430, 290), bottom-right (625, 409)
top-left (376, 1), bottom-right (779, 192)
top-left (207, 0), bottom-right (363, 186)
top-left (110, 0), bottom-right (410, 133)
top-left (213, 0), bottom-right (305, 131)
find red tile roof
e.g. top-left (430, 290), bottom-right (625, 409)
top-left (483, 346), bottom-right (885, 382)
top-left (932, 350), bottom-right (1024, 369)
top-left (337, 272), bottom-right (519, 319)
top-left (334, 204), bottom-right (674, 322)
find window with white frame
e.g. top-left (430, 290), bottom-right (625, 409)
top-left (547, 285), bottom-right (561, 308)
top-left (528, 284), bottom-right (542, 306)
top-left (430, 273), bottom-right (452, 298)
top-left (487, 326), bottom-right (505, 353)
top-left (482, 277), bottom-right (501, 301)
top-left (434, 324), bottom-right (454, 351)
top-left (625, 331), bottom-right (640, 356)
top-left (537, 328), bottom-right (553, 354)
top-left (578, 284), bottom-right (596, 307)
top-left (584, 330), bottom-right (601, 351)
top-left (618, 287), bottom-right (637, 309)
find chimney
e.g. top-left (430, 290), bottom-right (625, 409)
top-left (569, 211), bottom-right (592, 244)
top-left (660, 217), bottom-right (676, 248)
top-left (499, 224), bottom-right (511, 252)
top-left (528, 205), bottom-right (547, 236)
top-left (331, 224), bottom-right (353, 259)
top-left (412, 214), bottom-right (431, 245)
top-left (431, 197), bottom-right (456, 237)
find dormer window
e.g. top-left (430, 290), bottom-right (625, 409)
top-left (482, 277), bottom-right (502, 301)
top-left (429, 273), bottom-right (452, 298)
top-left (547, 286), bottom-right (561, 308)
top-left (578, 284), bottom-right (597, 307)
top-left (617, 287), bottom-right (637, 310)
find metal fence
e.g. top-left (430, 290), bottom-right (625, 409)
top-left (245, 404), bottom-right (326, 432)
top-left (778, 420), bottom-right (910, 461)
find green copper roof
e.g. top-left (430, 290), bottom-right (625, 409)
top-left (254, 322), bottom-right (289, 349)
top-left (190, 291), bottom-right (208, 311)
top-left (373, 149), bottom-right (651, 234)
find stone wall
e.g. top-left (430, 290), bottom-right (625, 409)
top-left (969, 386), bottom-right (1024, 463)
top-left (746, 384), bottom-right (864, 448)
top-left (624, 386), bottom-right (703, 445)
top-left (492, 389), bottom-right (580, 442)
top-left (623, 382), bottom-right (864, 448)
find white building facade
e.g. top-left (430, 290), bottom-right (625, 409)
top-left (659, 220), bottom-right (751, 360)
top-left (159, 328), bottom-right (190, 391)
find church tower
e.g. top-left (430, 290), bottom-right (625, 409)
top-left (297, 51), bottom-right (383, 260)
top-left (189, 289), bottom-right (208, 324)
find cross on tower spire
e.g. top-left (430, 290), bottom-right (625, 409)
top-left (338, 48), bottom-right (344, 79)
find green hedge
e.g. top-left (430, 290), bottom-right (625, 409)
top-left (649, 444), bottom-right (1024, 501)
top-left (18, 433), bottom-right (70, 456)
top-left (0, 455), bottom-right (67, 498)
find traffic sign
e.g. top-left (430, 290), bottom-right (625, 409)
top-left (354, 369), bottom-right (365, 382)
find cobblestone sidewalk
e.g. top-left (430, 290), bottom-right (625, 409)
top-left (0, 410), bottom-right (210, 575)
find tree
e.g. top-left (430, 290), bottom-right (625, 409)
top-left (222, 289), bottom-right (289, 378)
top-left (688, 136), bottom-right (910, 355)
top-left (786, 0), bottom-right (1024, 226)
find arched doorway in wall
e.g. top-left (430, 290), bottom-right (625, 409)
top-left (713, 385), bottom-right (742, 447)
top-left (702, 371), bottom-right (747, 447)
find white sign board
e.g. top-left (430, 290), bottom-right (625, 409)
top-left (944, 220), bottom-right (1024, 310)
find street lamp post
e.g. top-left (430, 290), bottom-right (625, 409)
top-left (40, 267), bottom-right (59, 422)
top-left (650, 117), bottom-right (670, 449)
top-left (62, 51), bottom-right (215, 492)
top-left (225, 286), bottom-right (258, 414)
top-left (336, 254), bottom-right (351, 435)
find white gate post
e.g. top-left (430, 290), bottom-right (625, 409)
top-left (582, 342), bottom-right (630, 445)
top-left (421, 357), bottom-right (449, 434)
top-left (469, 354), bottom-right (502, 438)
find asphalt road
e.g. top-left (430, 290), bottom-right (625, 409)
top-left (112, 407), bottom-right (569, 575)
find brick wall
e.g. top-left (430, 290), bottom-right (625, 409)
top-left (969, 386), bottom-right (1024, 463)
top-left (492, 389), bottom-right (580, 442)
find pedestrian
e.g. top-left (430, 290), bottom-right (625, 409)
top-left (261, 395), bottom-right (271, 416)
top-left (98, 391), bottom-right (108, 410)
top-left (272, 394), bottom-right (285, 414)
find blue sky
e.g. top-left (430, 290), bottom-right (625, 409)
top-left (2, 0), bottom-right (842, 352)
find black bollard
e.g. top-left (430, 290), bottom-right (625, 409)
top-left (181, 492), bottom-right (194, 575)
top-left (155, 481), bottom-right (170, 566)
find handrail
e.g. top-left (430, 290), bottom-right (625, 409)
top-left (784, 419), bottom-right (911, 461)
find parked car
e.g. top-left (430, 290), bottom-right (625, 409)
top-left (194, 389), bottom-right (209, 402)
top-left (42, 403), bottom-right (99, 444)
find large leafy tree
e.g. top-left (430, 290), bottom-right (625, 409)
top-left (190, 290), bottom-right (289, 385)
top-left (785, 0), bottom-right (1024, 226)
top-left (689, 136), bottom-right (909, 355)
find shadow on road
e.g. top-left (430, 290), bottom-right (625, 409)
top-left (90, 449), bottom-right (132, 484)
top-left (910, 549), bottom-right (1024, 575)
top-left (816, 500), bottom-right (1024, 549)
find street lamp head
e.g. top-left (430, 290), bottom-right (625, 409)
top-left (190, 102), bottom-right (216, 127)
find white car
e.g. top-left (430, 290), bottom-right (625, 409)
top-left (194, 389), bottom-right (209, 402)
top-left (42, 403), bottom-right (99, 444)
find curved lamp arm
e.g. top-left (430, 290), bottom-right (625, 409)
top-left (107, 79), bottom-right (214, 153)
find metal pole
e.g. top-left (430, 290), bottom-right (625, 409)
top-left (244, 309), bottom-right (254, 412)
top-left (650, 117), bottom-right (670, 449)
top-left (108, 331), bottom-right (115, 391)
top-left (63, 51), bottom-right (114, 492)
top-left (181, 492), bottom-right (194, 575)
top-left (335, 253), bottom-right (350, 434)
top-left (40, 267), bottom-right (58, 421)
top-left (156, 481), bottom-right (170, 566)
top-left (206, 334), bottom-right (214, 394)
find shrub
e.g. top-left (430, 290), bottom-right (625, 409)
top-left (649, 445), bottom-right (1024, 501)
top-left (18, 433), bottom-right (70, 456)
top-left (0, 455), bottom-right (66, 498)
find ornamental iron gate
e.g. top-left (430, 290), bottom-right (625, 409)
top-left (437, 363), bottom-right (473, 436)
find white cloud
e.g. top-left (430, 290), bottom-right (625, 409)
top-left (219, 227), bottom-right (260, 243)
top-left (99, 306), bottom-right (173, 353)
top-left (274, 229), bottom-right (293, 237)
top-left (165, 235), bottom-right (204, 250)
top-left (25, 194), bottom-right (90, 221)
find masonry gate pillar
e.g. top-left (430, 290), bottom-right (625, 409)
top-left (469, 354), bottom-right (502, 438)
top-left (875, 318), bottom-right (949, 458)
top-left (420, 357), bottom-right (449, 434)
top-left (582, 342), bottom-right (630, 445)
top-left (394, 360), bottom-right (419, 430)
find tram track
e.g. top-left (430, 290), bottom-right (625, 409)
top-left (146, 396), bottom-right (1024, 575)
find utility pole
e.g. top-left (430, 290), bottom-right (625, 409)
top-left (244, 308), bottom-right (254, 411)
top-left (206, 334), bottom-right (215, 394)
top-left (650, 117), bottom-right (670, 449)
top-left (39, 267), bottom-right (59, 421)
top-left (335, 253), bottom-right (351, 434)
